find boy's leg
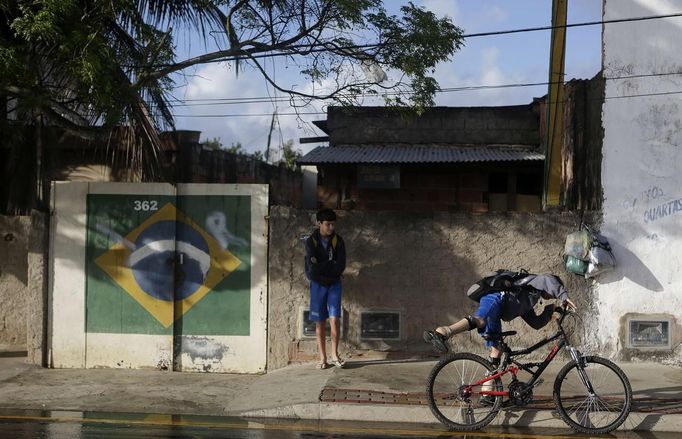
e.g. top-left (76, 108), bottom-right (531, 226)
top-left (326, 282), bottom-right (343, 365)
top-left (315, 321), bottom-right (328, 364)
top-left (423, 316), bottom-right (485, 353)
top-left (436, 316), bottom-right (485, 337)
top-left (329, 317), bottom-right (340, 360)
top-left (476, 294), bottom-right (505, 405)
top-left (310, 281), bottom-right (330, 364)
top-left (474, 293), bottom-right (505, 355)
top-left (423, 294), bottom-right (496, 352)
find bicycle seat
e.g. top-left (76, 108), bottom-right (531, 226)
top-left (482, 330), bottom-right (517, 341)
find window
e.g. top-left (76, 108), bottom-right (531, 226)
top-left (488, 172), bottom-right (507, 193)
top-left (516, 171), bottom-right (542, 195)
top-left (357, 166), bottom-right (400, 189)
top-left (488, 172), bottom-right (508, 211)
top-left (360, 311), bottom-right (400, 340)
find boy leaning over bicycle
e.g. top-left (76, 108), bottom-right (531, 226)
top-left (423, 272), bottom-right (577, 372)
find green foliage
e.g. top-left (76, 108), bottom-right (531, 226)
top-left (279, 139), bottom-right (302, 170)
top-left (201, 137), bottom-right (223, 150)
top-left (201, 138), bottom-right (265, 162)
top-left (367, 2), bottom-right (464, 109)
top-left (251, 150), bottom-right (264, 161)
top-left (224, 142), bottom-right (246, 155)
top-left (2, 0), bottom-right (464, 176)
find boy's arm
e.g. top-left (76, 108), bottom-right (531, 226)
top-left (520, 305), bottom-right (555, 330)
top-left (304, 237), bottom-right (318, 279)
top-left (335, 237), bottom-right (346, 274)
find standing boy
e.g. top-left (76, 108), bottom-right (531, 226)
top-left (305, 208), bottom-right (346, 369)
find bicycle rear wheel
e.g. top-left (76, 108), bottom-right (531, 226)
top-left (553, 356), bottom-right (632, 434)
top-left (426, 353), bottom-right (502, 431)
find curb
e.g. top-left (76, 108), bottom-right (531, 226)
top-left (238, 402), bottom-right (682, 433)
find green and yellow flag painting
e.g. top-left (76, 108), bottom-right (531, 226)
top-left (85, 194), bottom-right (251, 336)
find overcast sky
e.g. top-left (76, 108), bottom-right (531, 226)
top-left (169, 1), bottom-right (603, 161)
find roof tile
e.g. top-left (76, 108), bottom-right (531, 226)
top-left (298, 144), bottom-right (544, 165)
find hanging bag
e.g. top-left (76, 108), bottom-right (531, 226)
top-left (563, 224), bottom-right (616, 278)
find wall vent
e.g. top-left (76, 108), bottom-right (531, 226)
top-left (360, 311), bottom-right (400, 340)
top-left (298, 307), bottom-right (340, 339)
top-left (627, 318), bottom-right (671, 349)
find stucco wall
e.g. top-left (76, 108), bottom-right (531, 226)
top-left (0, 215), bottom-right (30, 348)
top-left (268, 206), bottom-right (594, 370)
top-left (600, 0), bottom-right (682, 362)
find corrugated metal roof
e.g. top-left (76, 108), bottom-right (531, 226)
top-left (298, 144), bottom-right (544, 165)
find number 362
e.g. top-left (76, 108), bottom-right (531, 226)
top-left (133, 200), bottom-right (159, 211)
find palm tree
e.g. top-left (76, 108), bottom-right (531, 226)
top-left (2, 1), bottom-right (462, 212)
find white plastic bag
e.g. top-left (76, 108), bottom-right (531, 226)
top-left (564, 230), bottom-right (591, 260)
top-left (585, 245), bottom-right (616, 278)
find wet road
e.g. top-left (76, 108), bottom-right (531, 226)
top-left (0, 409), bottom-right (678, 438)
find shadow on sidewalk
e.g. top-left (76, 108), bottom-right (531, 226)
top-left (633, 386), bottom-right (682, 398)
top-left (0, 351), bottom-right (27, 358)
top-left (343, 357), bottom-right (437, 369)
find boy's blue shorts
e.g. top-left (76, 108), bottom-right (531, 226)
top-left (474, 292), bottom-right (505, 347)
top-left (309, 280), bottom-right (342, 321)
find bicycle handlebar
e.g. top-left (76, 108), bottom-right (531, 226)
top-left (554, 305), bottom-right (576, 328)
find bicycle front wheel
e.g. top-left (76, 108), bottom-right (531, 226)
top-left (553, 356), bottom-right (632, 434)
top-left (426, 353), bottom-right (502, 431)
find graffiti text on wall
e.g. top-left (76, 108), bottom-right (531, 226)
top-left (644, 198), bottom-right (682, 223)
top-left (621, 186), bottom-right (664, 211)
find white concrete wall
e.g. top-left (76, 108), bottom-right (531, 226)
top-left (600, 0), bottom-right (682, 361)
top-left (49, 182), bottom-right (269, 372)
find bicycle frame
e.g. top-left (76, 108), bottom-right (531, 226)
top-left (469, 312), bottom-right (573, 399)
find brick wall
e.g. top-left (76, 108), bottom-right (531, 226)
top-left (169, 137), bottom-right (303, 207)
top-left (327, 105), bottom-right (541, 146)
top-left (317, 164), bottom-right (541, 213)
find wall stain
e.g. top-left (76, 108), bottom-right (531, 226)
top-left (182, 336), bottom-right (230, 362)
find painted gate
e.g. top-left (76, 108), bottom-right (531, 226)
top-left (49, 182), bottom-right (268, 373)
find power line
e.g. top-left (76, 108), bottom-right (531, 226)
top-left (157, 12), bottom-right (682, 68)
top-left (462, 12), bottom-right (682, 38)
top-left (161, 70), bottom-right (682, 108)
top-left (170, 88), bottom-right (682, 118)
top-left (174, 111), bottom-right (325, 118)
top-left (605, 89), bottom-right (682, 101)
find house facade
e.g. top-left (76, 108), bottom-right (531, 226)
top-left (300, 105), bottom-right (545, 213)
top-left (300, 76), bottom-right (604, 214)
top-left (596, 0), bottom-right (682, 362)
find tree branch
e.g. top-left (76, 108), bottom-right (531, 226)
top-left (244, 52), bottom-right (385, 102)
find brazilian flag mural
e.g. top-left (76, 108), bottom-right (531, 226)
top-left (85, 194), bottom-right (251, 336)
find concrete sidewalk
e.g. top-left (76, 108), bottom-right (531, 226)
top-left (0, 351), bottom-right (681, 432)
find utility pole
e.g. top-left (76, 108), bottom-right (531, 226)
top-left (544, 0), bottom-right (568, 208)
top-left (265, 111), bottom-right (276, 163)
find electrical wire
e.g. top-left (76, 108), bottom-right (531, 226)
top-left (169, 88), bottom-right (682, 118)
top-left (148, 12), bottom-right (682, 119)
top-left (162, 71), bottom-right (682, 107)
top-left (148, 12), bottom-right (682, 68)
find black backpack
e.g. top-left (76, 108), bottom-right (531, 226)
top-left (466, 269), bottom-right (531, 302)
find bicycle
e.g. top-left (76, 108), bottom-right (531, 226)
top-left (425, 307), bottom-right (632, 434)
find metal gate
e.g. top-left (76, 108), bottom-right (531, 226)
top-left (49, 182), bottom-right (268, 373)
